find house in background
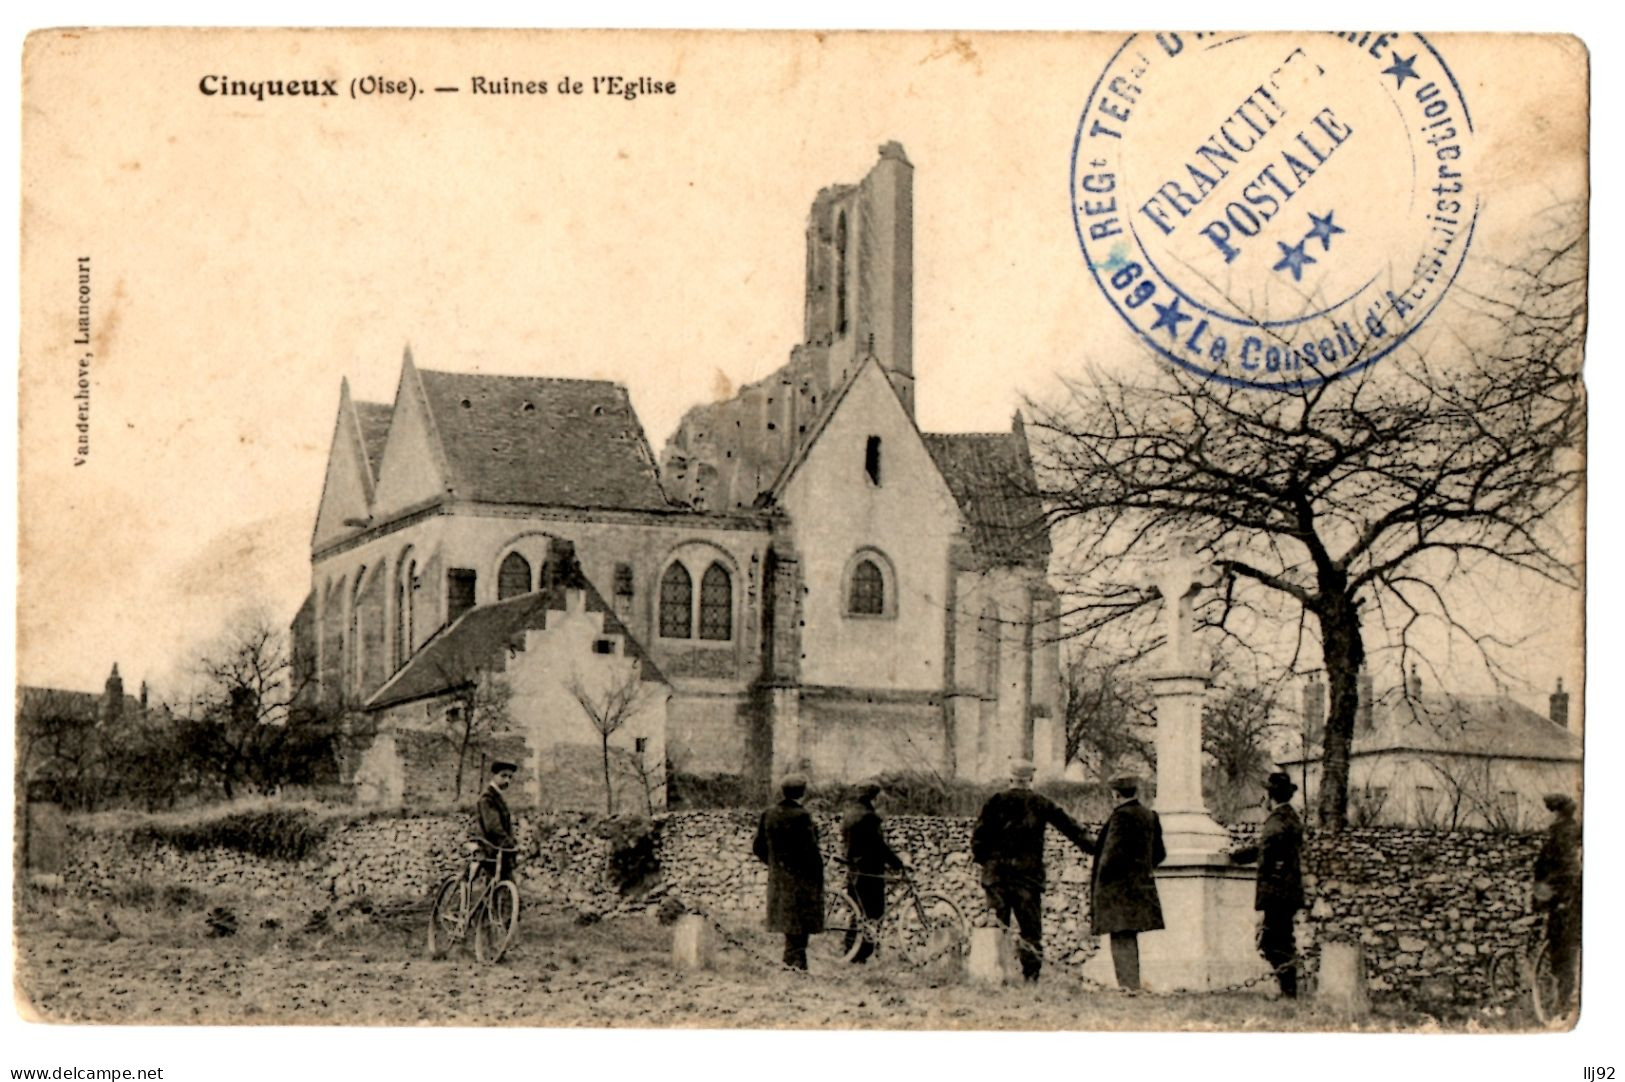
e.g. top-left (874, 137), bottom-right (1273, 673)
top-left (356, 539), bottom-right (671, 812)
top-left (1282, 670), bottom-right (1581, 829)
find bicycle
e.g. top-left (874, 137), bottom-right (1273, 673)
top-left (817, 859), bottom-right (967, 968)
top-left (426, 839), bottom-right (521, 964)
top-left (1486, 912), bottom-right (1571, 1023)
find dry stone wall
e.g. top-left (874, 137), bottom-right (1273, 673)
top-left (62, 809), bottom-right (1546, 1007)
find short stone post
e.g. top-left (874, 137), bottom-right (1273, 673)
top-left (965, 926), bottom-right (1018, 984)
top-left (1315, 940), bottom-right (1371, 1017)
top-left (671, 914), bottom-right (716, 970)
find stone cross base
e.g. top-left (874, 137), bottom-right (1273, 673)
top-left (1157, 809), bottom-right (1235, 865)
top-left (1082, 860), bottom-right (1274, 993)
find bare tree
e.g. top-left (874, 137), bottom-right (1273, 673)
top-left (1061, 652), bottom-right (1154, 784)
top-left (568, 666), bottom-right (651, 815)
top-left (182, 613), bottom-right (334, 799)
top-left (1347, 780), bottom-right (1392, 828)
top-left (1028, 211), bottom-right (1585, 829)
top-left (1202, 684), bottom-right (1283, 820)
top-left (1419, 755), bottom-right (1531, 833)
top-left (438, 673), bottom-right (512, 802)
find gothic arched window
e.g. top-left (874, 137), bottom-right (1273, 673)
top-left (849, 559), bottom-right (885, 615)
top-left (659, 563), bottom-right (693, 639)
top-left (394, 552), bottom-right (417, 670)
top-left (349, 569), bottom-right (367, 693)
top-left (699, 562), bottom-right (733, 641)
top-left (498, 551), bottom-right (532, 600)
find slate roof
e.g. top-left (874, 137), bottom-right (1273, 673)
top-left (353, 401), bottom-right (394, 480)
top-left (416, 368), bottom-right (670, 512)
top-left (365, 557), bottom-right (667, 711)
top-left (922, 431), bottom-right (1051, 568)
top-left (17, 685), bottom-right (145, 722)
top-left (1286, 688), bottom-right (1582, 763)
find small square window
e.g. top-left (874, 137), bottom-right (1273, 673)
top-left (592, 639), bottom-right (616, 655)
top-left (634, 737), bottom-right (648, 754)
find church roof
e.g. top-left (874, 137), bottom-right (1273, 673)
top-left (1284, 688), bottom-right (1581, 764)
top-left (365, 554), bottom-right (667, 711)
top-left (353, 400), bottom-right (394, 480)
top-left (922, 429), bottom-right (1051, 567)
top-left (416, 368), bottom-right (670, 512)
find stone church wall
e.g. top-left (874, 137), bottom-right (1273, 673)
top-left (308, 508), bottom-right (774, 713)
top-left (795, 692), bottom-right (948, 781)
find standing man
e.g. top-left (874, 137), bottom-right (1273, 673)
top-left (475, 760), bottom-right (520, 882)
top-left (1534, 792), bottom-right (1581, 1013)
top-left (1089, 774), bottom-right (1165, 992)
top-left (752, 773), bottom-right (825, 971)
top-left (840, 778), bottom-right (906, 963)
top-left (1230, 771), bottom-right (1305, 998)
top-left (972, 759), bottom-right (1095, 981)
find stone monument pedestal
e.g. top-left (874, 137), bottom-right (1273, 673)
top-left (1078, 540), bottom-right (1277, 994)
top-left (1082, 856), bottom-right (1272, 993)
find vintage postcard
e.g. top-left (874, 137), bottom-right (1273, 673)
top-left (14, 27), bottom-right (1589, 1057)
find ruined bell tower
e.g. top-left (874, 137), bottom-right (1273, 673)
top-left (661, 143), bottom-right (917, 510)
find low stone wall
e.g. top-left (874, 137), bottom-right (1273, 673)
top-left (60, 808), bottom-right (1546, 1007)
top-left (656, 811), bottom-right (1102, 962)
top-left (1299, 828), bottom-right (1542, 1005)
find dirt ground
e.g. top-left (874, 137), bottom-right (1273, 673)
top-left (12, 893), bottom-right (1513, 1032)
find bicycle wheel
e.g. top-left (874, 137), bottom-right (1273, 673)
top-left (426, 877), bottom-right (463, 960)
top-left (895, 892), bottom-right (968, 967)
top-left (1531, 941), bottom-right (1567, 1023)
top-left (810, 892), bottom-right (865, 969)
top-left (1486, 950), bottom-right (1523, 1007)
top-left (473, 881), bottom-right (520, 964)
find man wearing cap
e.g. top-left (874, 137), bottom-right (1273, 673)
top-left (476, 760), bottom-right (519, 882)
top-left (972, 759), bottom-right (1095, 981)
top-left (752, 774), bottom-right (825, 970)
top-left (840, 778), bottom-right (906, 963)
top-left (1230, 771), bottom-right (1304, 998)
top-left (1088, 774), bottom-right (1165, 992)
top-left (1534, 792), bottom-right (1581, 1012)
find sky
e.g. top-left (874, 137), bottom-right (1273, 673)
top-left (16, 30), bottom-right (1587, 713)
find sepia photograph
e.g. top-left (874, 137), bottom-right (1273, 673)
top-left (9, 21), bottom-right (1598, 1074)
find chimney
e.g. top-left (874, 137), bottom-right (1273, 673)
top-left (1550, 677), bottom-right (1571, 729)
top-left (103, 662), bottom-right (125, 723)
top-left (1303, 677), bottom-right (1326, 745)
top-left (139, 680), bottom-right (149, 710)
top-left (1406, 664), bottom-right (1422, 698)
top-left (1357, 668), bottom-right (1373, 733)
top-left (541, 537), bottom-right (582, 591)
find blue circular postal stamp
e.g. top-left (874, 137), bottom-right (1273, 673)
top-left (1071, 32), bottom-right (1477, 390)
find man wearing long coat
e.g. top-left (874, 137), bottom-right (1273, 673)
top-left (840, 779), bottom-right (905, 962)
top-left (1088, 774), bottom-right (1165, 991)
top-left (1230, 771), bottom-right (1304, 997)
top-left (1534, 792), bottom-right (1581, 1012)
top-left (972, 760), bottom-right (1095, 981)
top-left (752, 774), bottom-right (825, 970)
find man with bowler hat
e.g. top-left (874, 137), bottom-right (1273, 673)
top-left (1534, 792), bottom-right (1581, 1012)
top-left (1230, 771), bottom-right (1304, 997)
top-left (752, 773), bottom-right (825, 970)
top-left (972, 759), bottom-right (1095, 981)
top-left (1088, 774), bottom-right (1165, 992)
top-left (840, 777), bottom-right (906, 962)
